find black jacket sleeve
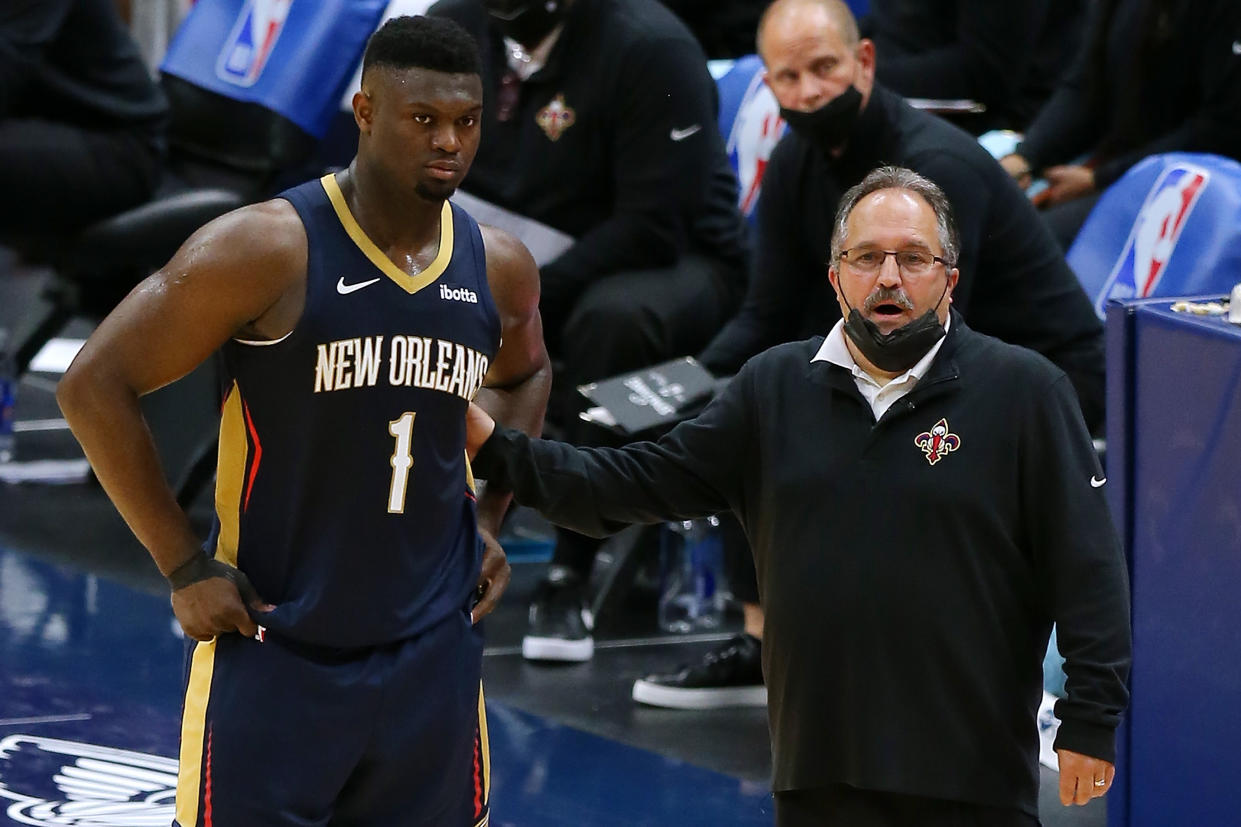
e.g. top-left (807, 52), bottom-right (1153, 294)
top-left (472, 367), bottom-right (753, 536)
top-left (1021, 373), bottom-right (1131, 762)
top-left (539, 35), bottom-right (717, 306)
top-left (697, 138), bottom-right (811, 374)
top-left (1015, 1), bottom-right (1110, 173)
top-left (872, 0), bottom-right (1046, 113)
top-left (1091, 2), bottom-right (1241, 188)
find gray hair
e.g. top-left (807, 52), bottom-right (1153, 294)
top-left (829, 166), bottom-right (960, 268)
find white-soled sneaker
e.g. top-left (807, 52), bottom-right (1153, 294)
top-left (632, 633), bottom-right (766, 709)
top-left (522, 566), bottom-right (594, 662)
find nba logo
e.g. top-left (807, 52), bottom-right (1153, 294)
top-left (216, 0), bottom-right (294, 87)
top-left (1095, 162), bottom-right (1211, 315)
top-left (726, 73), bottom-right (786, 218)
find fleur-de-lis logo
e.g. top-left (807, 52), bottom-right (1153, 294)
top-left (0, 735), bottom-right (178, 824)
top-left (914, 418), bottom-right (961, 465)
top-left (536, 94), bottom-right (576, 141)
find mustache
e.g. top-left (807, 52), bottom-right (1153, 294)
top-left (862, 287), bottom-right (915, 313)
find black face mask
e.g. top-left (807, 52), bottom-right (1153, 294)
top-left (840, 278), bottom-right (950, 373)
top-left (483, 0), bottom-right (567, 49)
top-left (779, 85), bottom-right (863, 156)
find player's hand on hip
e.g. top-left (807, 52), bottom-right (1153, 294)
top-left (169, 556), bottom-right (276, 641)
top-left (1056, 748), bottom-right (1114, 805)
top-left (465, 402), bottom-right (497, 460)
top-left (472, 528), bottom-right (511, 624)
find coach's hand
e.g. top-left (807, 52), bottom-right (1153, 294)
top-left (168, 554), bottom-right (275, 641)
top-left (472, 528), bottom-right (511, 624)
top-left (1056, 748), bottom-right (1114, 805)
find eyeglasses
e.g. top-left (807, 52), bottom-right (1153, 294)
top-left (838, 247), bottom-right (950, 275)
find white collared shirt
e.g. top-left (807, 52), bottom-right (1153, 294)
top-left (811, 315), bottom-right (951, 420)
top-left (504, 25), bottom-right (565, 81)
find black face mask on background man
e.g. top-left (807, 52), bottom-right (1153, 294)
top-left (483, 0), bottom-right (568, 49)
top-left (779, 85), bottom-right (863, 156)
top-left (839, 277), bottom-right (951, 373)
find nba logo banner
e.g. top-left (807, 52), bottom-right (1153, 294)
top-left (162, 0), bottom-right (387, 137)
top-left (1094, 162), bottom-right (1211, 316)
top-left (216, 0), bottom-right (294, 87)
top-left (727, 76), bottom-right (785, 217)
top-left (717, 56), bottom-right (786, 221)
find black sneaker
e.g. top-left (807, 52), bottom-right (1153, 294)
top-left (632, 633), bottom-right (766, 709)
top-left (522, 566), bottom-right (594, 662)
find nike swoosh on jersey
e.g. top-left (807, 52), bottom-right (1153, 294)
top-left (1090, 476), bottom-right (1107, 488)
top-left (670, 124), bottom-right (703, 141)
top-left (337, 276), bottom-right (381, 295)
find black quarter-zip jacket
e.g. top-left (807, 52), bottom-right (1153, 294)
top-left (474, 313), bottom-right (1131, 816)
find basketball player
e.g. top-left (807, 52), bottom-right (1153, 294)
top-left (56, 16), bottom-right (549, 826)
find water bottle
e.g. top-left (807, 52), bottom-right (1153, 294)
top-left (658, 516), bottom-right (725, 633)
top-left (0, 329), bottom-right (16, 464)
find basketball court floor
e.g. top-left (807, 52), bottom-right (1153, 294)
top-left (0, 263), bottom-right (1107, 825)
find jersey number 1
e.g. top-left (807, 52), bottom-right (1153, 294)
top-left (388, 412), bottom-right (416, 513)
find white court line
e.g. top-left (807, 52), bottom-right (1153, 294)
top-left (0, 713), bottom-right (93, 727)
top-left (484, 631), bottom-right (734, 657)
top-left (13, 418), bottom-right (70, 432)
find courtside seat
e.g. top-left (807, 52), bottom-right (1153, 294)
top-left (1068, 152), bottom-right (1241, 318)
top-left (12, 181), bottom-right (246, 374)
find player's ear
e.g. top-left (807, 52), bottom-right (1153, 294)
top-left (353, 89), bottom-right (374, 133)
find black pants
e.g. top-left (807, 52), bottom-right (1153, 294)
top-left (1, 118), bottom-right (161, 238)
top-left (545, 252), bottom-right (739, 577)
top-left (775, 786), bottom-right (1041, 827)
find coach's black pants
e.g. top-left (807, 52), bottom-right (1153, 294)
top-left (775, 785), bottom-right (1041, 827)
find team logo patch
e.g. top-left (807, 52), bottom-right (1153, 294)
top-left (914, 418), bottom-right (961, 465)
top-left (1094, 162), bottom-right (1211, 316)
top-left (535, 94), bottom-right (576, 142)
top-left (216, 0), bottom-right (293, 88)
top-left (0, 735), bottom-right (177, 825)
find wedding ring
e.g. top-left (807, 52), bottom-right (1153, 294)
top-left (1093, 779), bottom-right (1107, 787)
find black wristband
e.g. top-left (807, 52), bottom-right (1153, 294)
top-left (166, 553), bottom-right (262, 609)
top-left (166, 552), bottom-right (215, 591)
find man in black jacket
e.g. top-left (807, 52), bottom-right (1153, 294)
top-left (699, 0), bottom-right (1103, 432)
top-left (430, 0), bottom-right (750, 663)
top-left (999, 0), bottom-right (1241, 250)
top-left (664, 0), bottom-right (1105, 709)
top-left (468, 166), bottom-right (1131, 826)
top-left (861, 0), bottom-right (1086, 134)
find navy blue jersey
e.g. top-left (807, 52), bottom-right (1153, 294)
top-left (209, 174), bottom-right (501, 649)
